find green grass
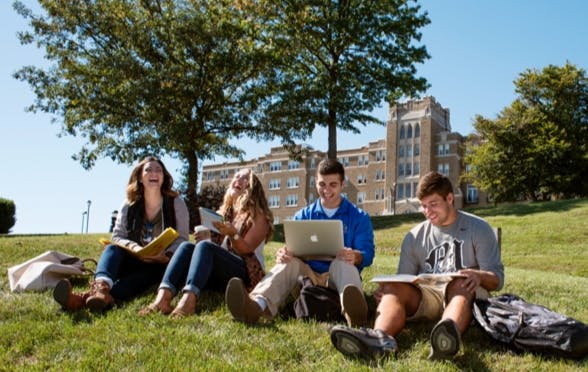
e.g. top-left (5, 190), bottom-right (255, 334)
top-left (1, 199), bottom-right (587, 371)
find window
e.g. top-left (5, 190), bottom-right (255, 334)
top-left (405, 163), bottom-right (412, 176)
top-left (340, 157), bottom-right (350, 167)
top-left (398, 163), bottom-right (404, 177)
top-left (309, 176), bottom-right (315, 187)
top-left (357, 174), bottom-right (367, 185)
top-left (375, 169), bottom-right (385, 181)
top-left (220, 169), bottom-right (230, 179)
top-left (357, 192), bottom-right (366, 204)
top-left (407, 125), bottom-right (413, 138)
top-left (310, 158), bottom-right (316, 169)
top-left (467, 185), bottom-right (479, 203)
top-left (270, 161), bottom-right (282, 172)
top-left (397, 184), bottom-right (404, 199)
top-left (287, 177), bottom-right (300, 188)
top-left (309, 193), bottom-right (315, 203)
top-left (438, 163), bottom-right (449, 175)
top-left (399, 126), bottom-right (405, 139)
top-left (375, 150), bottom-right (386, 162)
top-left (415, 123), bottom-right (420, 137)
top-left (414, 143), bottom-right (420, 156)
top-left (268, 179), bottom-right (281, 190)
top-left (413, 162), bottom-right (420, 175)
top-left (406, 183), bottom-right (412, 198)
top-left (268, 195), bottom-right (280, 208)
top-left (375, 188), bottom-right (385, 200)
top-left (439, 143), bottom-right (449, 155)
top-left (399, 146), bottom-right (405, 158)
top-left (286, 194), bottom-right (298, 207)
top-left (357, 155), bottom-right (368, 166)
top-left (407, 145), bottom-right (413, 157)
top-left (288, 160), bottom-right (299, 170)
top-left (256, 164), bottom-right (263, 173)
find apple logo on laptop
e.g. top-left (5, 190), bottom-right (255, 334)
top-left (310, 234), bottom-right (319, 243)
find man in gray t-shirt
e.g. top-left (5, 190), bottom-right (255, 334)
top-left (331, 171), bottom-right (504, 360)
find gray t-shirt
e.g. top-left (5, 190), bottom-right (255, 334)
top-left (398, 210), bottom-right (504, 290)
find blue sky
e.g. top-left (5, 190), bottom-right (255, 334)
top-left (2, 0), bottom-right (587, 234)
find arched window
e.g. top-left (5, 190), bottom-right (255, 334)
top-left (415, 123), bottom-right (420, 137)
top-left (407, 125), bottom-right (413, 138)
top-left (399, 126), bottom-right (405, 139)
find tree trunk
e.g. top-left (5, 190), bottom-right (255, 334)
top-left (183, 151), bottom-right (200, 231)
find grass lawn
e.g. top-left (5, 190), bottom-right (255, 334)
top-left (1, 198), bottom-right (587, 371)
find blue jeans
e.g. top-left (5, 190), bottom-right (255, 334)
top-left (95, 244), bottom-right (166, 301)
top-left (160, 240), bottom-right (248, 297)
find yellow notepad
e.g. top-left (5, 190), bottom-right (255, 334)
top-left (100, 227), bottom-right (179, 258)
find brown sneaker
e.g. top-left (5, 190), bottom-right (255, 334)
top-left (85, 280), bottom-right (114, 312)
top-left (225, 277), bottom-right (262, 324)
top-left (53, 279), bottom-right (88, 311)
top-left (342, 284), bottom-right (368, 327)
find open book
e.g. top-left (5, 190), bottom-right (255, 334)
top-left (199, 207), bottom-right (224, 233)
top-left (371, 273), bottom-right (466, 286)
top-left (99, 227), bottom-right (179, 258)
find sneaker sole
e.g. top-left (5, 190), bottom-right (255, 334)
top-left (342, 285), bottom-right (368, 327)
top-left (225, 278), bottom-right (247, 322)
top-left (330, 327), bottom-right (371, 358)
top-left (53, 279), bottom-right (71, 308)
top-left (430, 319), bottom-right (460, 359)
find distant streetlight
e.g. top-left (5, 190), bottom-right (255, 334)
top-left (81, 211), bottom-right (87, 234)
top-left (86, 200), bottom-right (92, 234)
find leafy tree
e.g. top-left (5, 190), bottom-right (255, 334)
top-left (464, 63), bottom-right (588, 201)
top-left (13, 0), bottom-right (277, 225)
top-left (195, 184), bottom-right (227, 225)
top-left (0, 198), bottom-right (16, 234)
top-left (256, 0), bottom-right (430, 159)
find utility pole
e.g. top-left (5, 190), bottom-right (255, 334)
top-left (81, 211), bottom-right (87, 234)
top-left (86, 200), bottom-right (92, 234)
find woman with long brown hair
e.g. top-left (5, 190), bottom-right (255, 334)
top-left (53, 156), bottom-right (189, 312)
top-left (140, 168), bottom-right (273, 317)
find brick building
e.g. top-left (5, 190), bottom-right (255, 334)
top-left (201, 96), bottom-right (487, 223)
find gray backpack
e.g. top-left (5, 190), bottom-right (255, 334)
top-left (473, 293), bottom-right (588, 359)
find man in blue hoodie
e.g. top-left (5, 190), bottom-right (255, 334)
top-left (226, 158), bottom-right (375, 327)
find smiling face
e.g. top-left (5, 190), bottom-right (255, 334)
top-left (141, 161), bottom-right (164, 191)
top-left (316, 173), bottom-right (345, 209)
top-left (229, 169), bottom-right (251, 198)
top-left (419, 192), bottom-right (457, 227)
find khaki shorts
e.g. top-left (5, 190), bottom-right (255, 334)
top-left (407, 284), bottom-right (490, 322)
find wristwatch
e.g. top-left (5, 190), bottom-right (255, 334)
top-left (232, 233), bottom-right (241, 241)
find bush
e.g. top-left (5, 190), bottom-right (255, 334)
top-left (0, 198), bottom-right (16, 234)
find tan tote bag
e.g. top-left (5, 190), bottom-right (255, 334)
top-left (7, 250), bottom-right (96, 292)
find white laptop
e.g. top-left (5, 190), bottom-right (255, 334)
top-left (283, 220), bottom-right (344, 259)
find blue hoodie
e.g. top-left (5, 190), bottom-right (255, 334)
top-left (294, 197), bottom-right (375, 274)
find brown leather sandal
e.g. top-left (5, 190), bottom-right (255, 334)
top-left (139, 288), bottom-right (173, 316)
top-left (170, 292), bottom-right (197, 319)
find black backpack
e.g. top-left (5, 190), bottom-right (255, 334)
top-left (473, 293), bottom-right (588, 359)
top-left (293, 276), bottom-right (344, 322)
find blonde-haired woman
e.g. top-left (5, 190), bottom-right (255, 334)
top-left (141, 168), bottom-right (273, 317)
top-left (54, 156), bottom-right (189, 312)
